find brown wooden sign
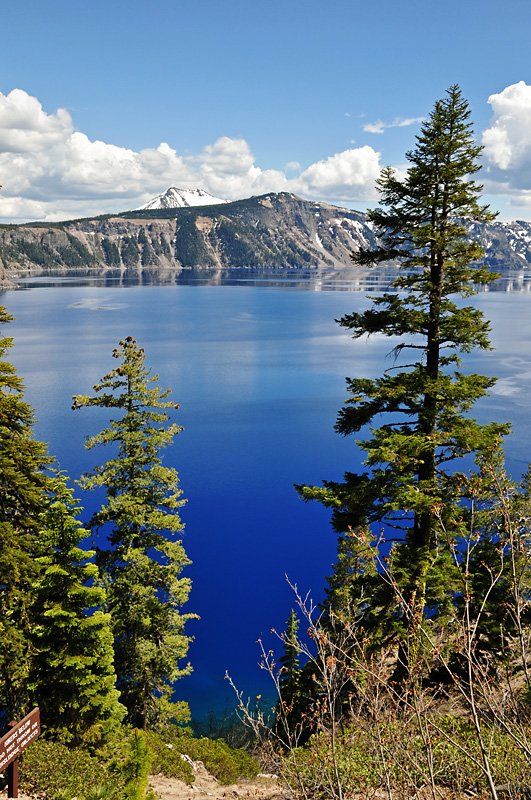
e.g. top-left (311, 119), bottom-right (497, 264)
top-left (0, 707), bottom-right (40, 772)
top-left (0, 708), bottom-right (40, 798)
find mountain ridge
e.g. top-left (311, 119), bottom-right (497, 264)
top-left (0, 191), bottom-right (530, 285)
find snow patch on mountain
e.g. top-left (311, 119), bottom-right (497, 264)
top-left (136, 187), bottom-right (226, 211)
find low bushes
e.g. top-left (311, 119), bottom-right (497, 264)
top-left (145, 728), bottom-right (259, 785)
top-left (266, 715), bottom-right (531, 799)
top-left (15, 727), bottom-right (260, 799)
top-left (19, 739), bottom-right (115, 798)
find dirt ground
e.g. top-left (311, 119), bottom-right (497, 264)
top-left (149, 760), bottom-right (292, 800)
top-left (2, 772), bottom-right (291, 800)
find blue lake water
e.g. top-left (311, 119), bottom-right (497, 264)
top-left (2, 273), bottom-right (531, 719)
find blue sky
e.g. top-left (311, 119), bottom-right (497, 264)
top-left (2, 0), bottom-right (531, 221)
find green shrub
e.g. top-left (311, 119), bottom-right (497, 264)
top-left (18, 727), bottom-right (260, 797)
top-left (145, 729), bottom-right (259, 785)
top-left (184, 737), bottom-right (259, 784)
top-left (19, 739), bottom-right (117, 797)
top-left (275, 716), bottom-right (531, 798)
top-left (143, 730), bottom-right (194, 785)
top-left (431, 716), bottom-right (531, 790)
top-left (290, 729), bottom-right (377, 799)
top-left (85, 788), bottom-right (118, 800)
top-left (121, 730), bottom-right (154, 800)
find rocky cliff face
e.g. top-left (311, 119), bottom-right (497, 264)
top-left (0, 254), bottom-right (15, 287)
top-left (0, 192), bottom-right (529, 280)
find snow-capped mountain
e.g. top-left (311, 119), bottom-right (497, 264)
top-left (3, 192), bottom-right (531, 281)
top-left (136, 187), bottom-right (225, 211)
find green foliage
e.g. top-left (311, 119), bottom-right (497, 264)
top-left (84, 788), bottom-right (117, 800)
top-left (15, 237), bottom-right (57, 267)
top-left (278, 609), bottom-right (301, 704)
top-left (143, 730), bottom-right (194, 785)
top-left (121, 729), bottom-right (154, 800)
top-left (27, 475), bottom-right (125, 745)
top-left (196, 738), bottom-right (258, 784)
top-left (279, 238), bottom-right (316, 267)
top-left (0, 306), bottom-right (55, 718)
top-left (274, 609), bottom-right (308, 741)
top-left (18, 730), bottom-right (260, 798)
top-left (19, 739), bottom-right (117, 798)
top-left (290, 729), bottom-right (375, 799)
top-left (283, 717), bottom-right (531, 798)
top-left (141, 241), bottom-right (158, 266)
top-left (10, 234), bottom-right (95, 270)
top-left (72, 337), bottom-right (196, 729)
top-left (215, 219), bottom-right (262, 267)
top-left (174, 215), bottom-right (216, 268)
top-left (322, 525), bottom-right (379, 626)
top-left (1, 308), bottom-right (124, 734)
top-left (181, 736), bottom-right (259, 784)
top-left (19, 731), bottom-right (155, 800)
top-left (296, 86), bottom-right (510, 660)
top-left (120, 237), bottom-right (140, 267)
top-left (447, 451), bottom-right (531, 661)
top-left (145, 727), bottom-right (259, 785)
top-left (101, 237), bottom-right (121, 266)
top-left (104, 196), bottom-right (327, 270)
top-left (57, 234), bottom-right (96, 267)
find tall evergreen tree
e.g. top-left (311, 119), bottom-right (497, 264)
top-left (72, 337), bottom-right (195, 729)
top-left (0, 306), bottom-right (54, 721)
top-left (297, 87), bottom-right (510, 664)
top-left (27, 476), bottom-right (125, 745)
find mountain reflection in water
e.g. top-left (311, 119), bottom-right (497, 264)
top-left (9, 267), bottom-right (531, 293)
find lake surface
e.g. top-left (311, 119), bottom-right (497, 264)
top-left (2, 271), bottom-right (531, 719)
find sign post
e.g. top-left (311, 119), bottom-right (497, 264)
top-left (0, 708), bottom-right (40, 799)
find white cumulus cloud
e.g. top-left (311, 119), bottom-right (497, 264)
top-left (0, 89), bottom-right (73, 153)
top-left (480, 81), bottom-right (531, 212)
top-left (482, 81), bottom-right (531, 191)
top-left (0, 89), bottom-right (384, 222)
top-left (294, 146), bottom-right (381, 202)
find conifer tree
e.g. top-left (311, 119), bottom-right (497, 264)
top-left (322, 526), bottom-right (379, 627)
top-left (73, 337), bottom-right (195, 729)
top-left (0, 306), bottom-right (54, 720)
top-left (455, 453), bottom-right (531, 661)
top-left (27, 476), bottom-right (125, 744)
top-left (279, 609), bottom-right (301, 706)
top-left (297, 87), bottom-right (510, 664)
top-left (275, 609), bottom-right (304, 738)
